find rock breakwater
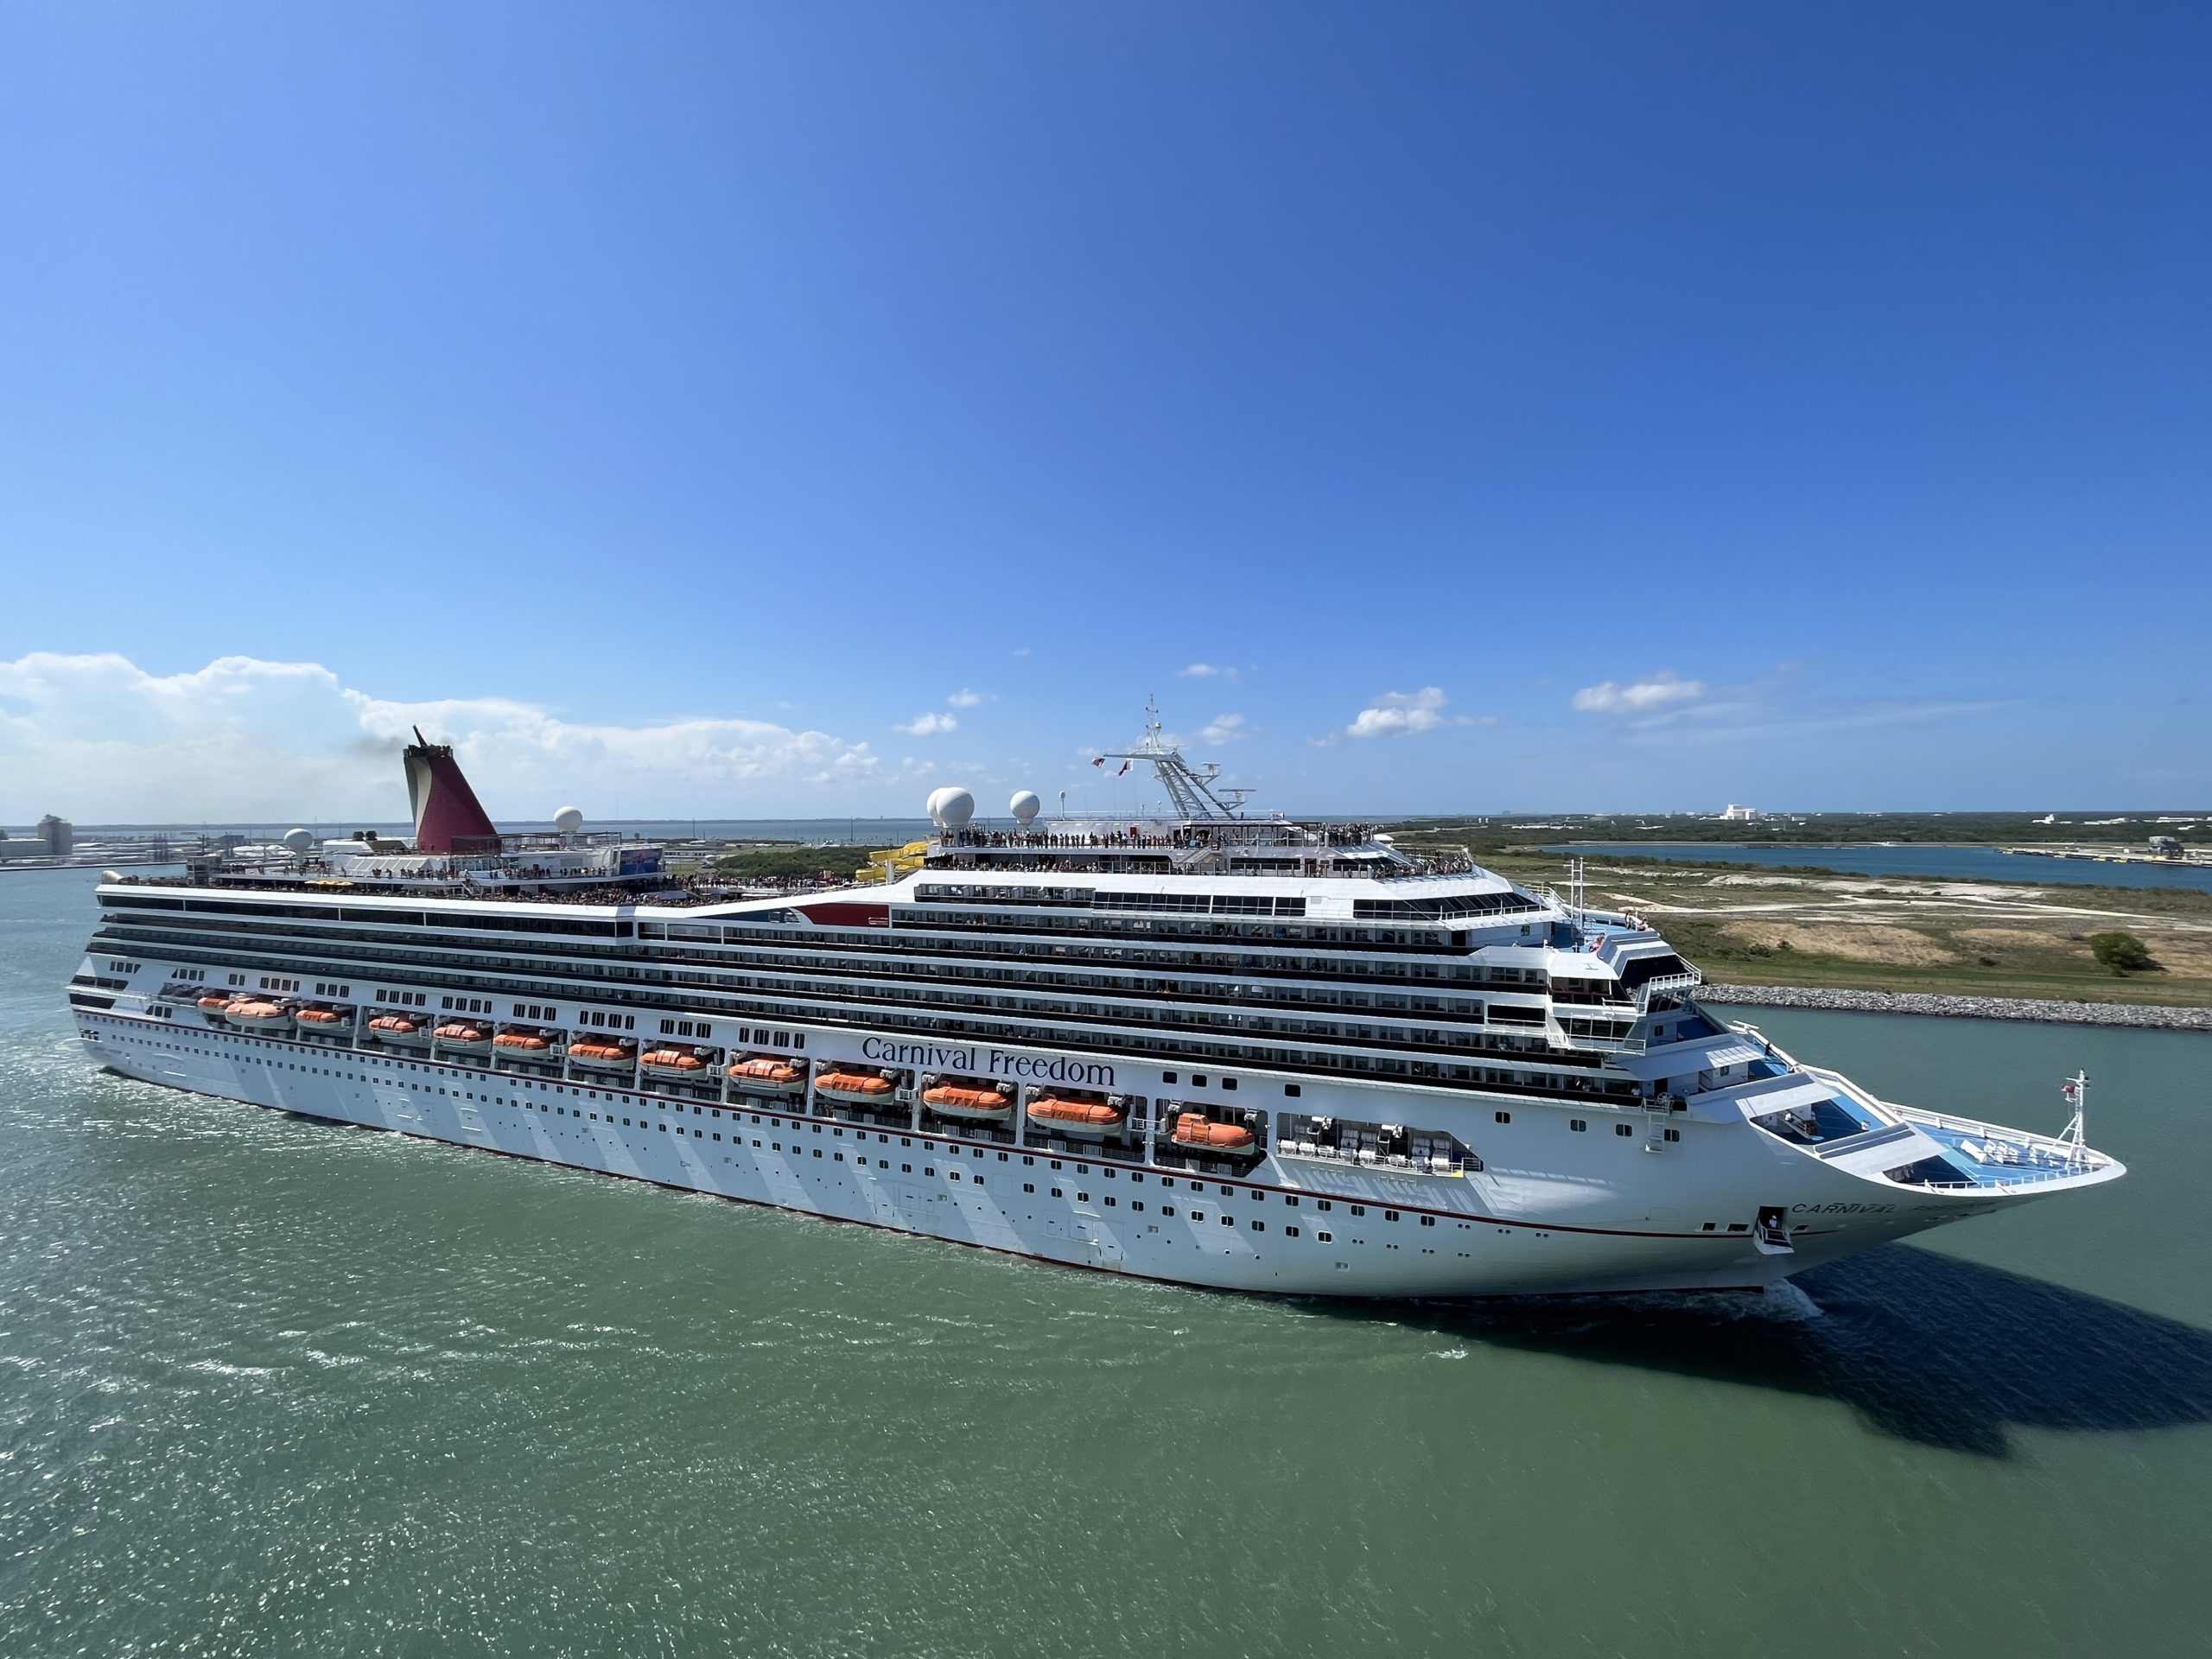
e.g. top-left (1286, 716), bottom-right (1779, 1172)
top-left (1697, 983), bottom-right (2212, 1031)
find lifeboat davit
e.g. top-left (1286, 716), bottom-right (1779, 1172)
top-left (727, 1054), bottom-right (807, 1095)
top-left (367, 1013), bottom-right (430, 1046)
top-left (435, 1022), bottom-right (493, 1052)
top-left (568, 1039), bottom-right (637, 1072)
top-left (493, 1027), bottom-right (555, 1055)
top-left (1027, 1091), bottom-right (1128, 1138)
top-left (814, 1068), bottom-right (899, 1104)
top-left (921, 1076), bottom-right (1015, 1122)
top-left (225, 999), bottom-right (291, 1029)
top-left (294, 1006), bottom-right (350, 1032)
top-left (640, 1046), bottom-right (715, 1080)
top-left (1171, 1112), bottom-right (1259, 1156)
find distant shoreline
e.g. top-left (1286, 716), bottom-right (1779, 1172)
top-left (1699, 983), bottom-right (2212, 1032)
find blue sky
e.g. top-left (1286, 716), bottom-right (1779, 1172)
top-left (2, 3), bottom-right (2206, 824)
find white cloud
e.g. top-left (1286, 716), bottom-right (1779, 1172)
top-left (1572, 671), bottom-right (1706, 715)
top-left (0, 652), bottom-right (880, 822)
top-left (1012, 646), bottom-right (1033, 658)
top-left (894, 711), bottom-right (958, 737)
top-left (945, 689), bottom-right (984, 709)
top-left (1179, 663), bottom-right (1236, 679)
top-left (1630, 696), bottom-right (2015, 747)
top-left (1194, 714), bottom-right (1246, 746)
top-left (1344, 686), bottom-right (1450, 739)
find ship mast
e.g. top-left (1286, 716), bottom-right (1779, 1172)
top-left (2058, 1071), bottom-right (2089, 1166)
top-left (1096, 696), bottom-right (1241, 822)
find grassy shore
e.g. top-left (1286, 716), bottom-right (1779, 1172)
top-left (1389, 830), bottom-right (2212, 1011)
top-left (1391, 809), bottom-right (2207, 848)
top-left (701, 843), bottom-right (892, 881)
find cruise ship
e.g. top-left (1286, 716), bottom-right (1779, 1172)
top-left (67, 712), bottom-right (2124, 1299)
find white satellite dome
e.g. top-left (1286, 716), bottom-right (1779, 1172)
top-left (553, 806), bottom-right (585, 836)
top-left (931, 787), bottom-right (976, 830)
top-left (282, 827), bottom-right (315, 854)
top-left (1009, 790), bottom-right (1041, 827)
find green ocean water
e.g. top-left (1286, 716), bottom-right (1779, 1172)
top-left (3, 869), bottom-right (2209, 1657)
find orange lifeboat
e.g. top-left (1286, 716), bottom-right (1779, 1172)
top-left (195, 994), bottom-right (232, 1014)
top-left (1171, 1112), bottom-right (1258, 1156)
top-left (726, 1054), bottom-right (807, 1095)
top-left (568, 1039), bottom-right (637, 1073)
top-left (293, 1006), bottom-right (350, 1031)
top-left (921, 1076), bottom-right (1014, 1122)
top-left (368, 1013), bottom-right (430, 1046)
top-left (493, 1027), bottom-right (555, 1055)
top-left (224, 999), bottom-right (290, 1029)
top-left (640, 1046), bottom-right (714, 1080)
top-left (435, 1022), bottom-right (492, 1052)
top-left (814, 1068), bottom-right (899, 1104)
top-left (1026, 1090), bottom-right (1128, 1138)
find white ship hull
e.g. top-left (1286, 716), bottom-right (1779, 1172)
top-left (73, 1003), bottom-right (2064, 1300)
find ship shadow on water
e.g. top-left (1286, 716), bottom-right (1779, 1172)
top-left (1319, 1245), bottom-right (2212, 1459)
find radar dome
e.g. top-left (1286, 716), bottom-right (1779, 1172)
top-left (282, 828), bottom-right (315, 854)
top-left (553, 806), bottom-right (585, 836)
top-left (924, 785), bottom-right (953, 823)
top-left (1009, 790), bottom-right (1041, 826)
top-left (931, 787), bottom-right (976, 829)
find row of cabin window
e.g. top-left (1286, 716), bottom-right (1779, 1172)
top-left (497, 998), bottom-right (801, 1053)
top-left (133, 925), bottom-right (1592, 1039)
top-left (1159, 1069), bottom-right (1243, 1091)
top-left (113, 900), bottom-right (1547, 977)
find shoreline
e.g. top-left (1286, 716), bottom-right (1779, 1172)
top-left (1698, 982), bottom-right (2212, 1032)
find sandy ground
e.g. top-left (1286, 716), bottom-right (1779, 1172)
top-left (1571, 860), bottom-right (2212, 988)
top-left (1717, 919), bottom-right (1963, 965)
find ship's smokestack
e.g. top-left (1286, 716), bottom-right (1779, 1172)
top-left (403, 727), bottom-right (501, 854)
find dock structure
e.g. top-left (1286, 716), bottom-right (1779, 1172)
top-left (2001, 844), bottom-right (2212, 868)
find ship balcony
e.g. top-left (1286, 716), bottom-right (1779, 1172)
top-left (1547, 1024), bottom-right (1647, 1056)
top-left (1632, 971), bottom-right (1702, 1011)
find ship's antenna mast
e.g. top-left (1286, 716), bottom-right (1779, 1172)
top-left (2058, 1071), bottom-right (2088, 1165)
top-left (1096, 695), bottom-right (1240, 821)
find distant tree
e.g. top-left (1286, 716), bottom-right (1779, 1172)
top-left (2088, 931), bottom-right (2158, 975)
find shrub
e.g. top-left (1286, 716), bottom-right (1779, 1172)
top-left (2088, 931), bottom-right (2158, 975)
